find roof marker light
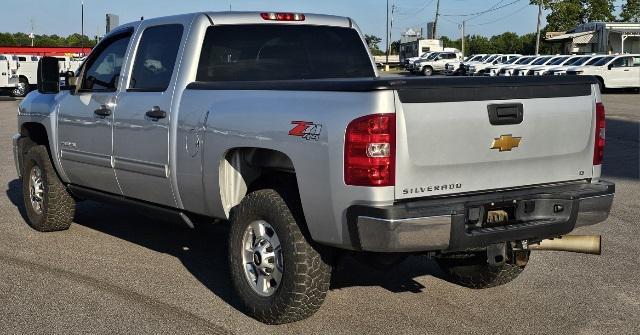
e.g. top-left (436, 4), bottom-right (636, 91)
top-left (260, 12), bottom-right (306, 21)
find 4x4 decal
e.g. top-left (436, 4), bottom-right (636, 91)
top-left (289, 121), bottom-right (322, 141)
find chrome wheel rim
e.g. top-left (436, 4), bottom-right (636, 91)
top-left (29, 165), bottom-right (44, 215)
top-left (241, 220), bottom-right (283, 297)
top-left (13, 82), bottom-right (26, 97)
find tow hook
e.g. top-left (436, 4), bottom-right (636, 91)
top-left (487, 243), bottom-right (507, 265)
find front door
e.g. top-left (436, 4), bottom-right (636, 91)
top-left (112, 24), bottom-right (185, 207)
top-left (57, 30), bottom-right (132, 194)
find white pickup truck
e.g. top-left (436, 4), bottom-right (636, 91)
top-left (13, 11), bottom-right (614, 324)
top-left (567, 54), bottom-right (640, 91)
top-left (0, 54), bottom-right (19, 95)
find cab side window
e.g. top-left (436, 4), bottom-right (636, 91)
top-left (633, 57), bottom-right (640, 67)
top-left (128, 24), bottom-right (183, 92)
top-left (610, 57), bottom-right (628, 68)
top-left (81, 32), bottom-right (132, 92)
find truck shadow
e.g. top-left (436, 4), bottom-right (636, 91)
top-left (5, 179), bottom-right (441, 314)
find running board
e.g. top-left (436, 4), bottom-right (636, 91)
top-left (67, 184), bottom-right (195, 229)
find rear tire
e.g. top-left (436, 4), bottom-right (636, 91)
top-left (22, 145), bottom-right (75, 232)
top-left (436, 248), bottom-right (529, 289)
top-left (422, 66), bottom-right (433, 76)
top-left (229, 188), bottom-right (332, 324)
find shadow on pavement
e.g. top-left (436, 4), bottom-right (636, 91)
top-left (602, 118), bottom-right (639, 180)
top-left (5, 178), bottom-right (441, 318)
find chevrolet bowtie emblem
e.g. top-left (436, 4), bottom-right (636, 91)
top-left (491, 134), bottom-right (522, 152)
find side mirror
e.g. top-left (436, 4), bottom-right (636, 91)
top-left (37, 57), bottom-right (60, 94)
top-left (607, 64), bottom-right (613, 70)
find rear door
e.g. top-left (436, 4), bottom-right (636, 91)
top-left (608, 56), bottom-right (639, 88)
top-left (394, 81), bottom-right (596, 200)
top-left (112, 23), bottom-right (185, 206)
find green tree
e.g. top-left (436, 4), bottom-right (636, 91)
top-left (490, 32), bottom-right (523, 54)
top-left (364, 34), bottom-right (383, 52)
top-left (531, 0), bottom-right (615, 31)
top-left (620, 0), bottom-right (640, 22)
top-left (466, 35), bottom-right (493, 55)
top-left (390, 40), bottom-right (401, 54)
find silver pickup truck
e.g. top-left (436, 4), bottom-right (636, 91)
top-left (12, 12), bottom-right (614, 324)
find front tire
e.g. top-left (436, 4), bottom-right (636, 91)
top-left (422, 66), bottom-right (433, 76)
top-left (436, 248), bottom-right (529, 289)
top-left (22, 145), bottom-right (75, 232)
top-left (11, 77), bottom-right (29, 98)
top-left (229, 188), bottom-right (332, 324)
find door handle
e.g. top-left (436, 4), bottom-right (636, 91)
top-left (94, 105), bottom-right (112, 117)
top-left (487, 103), bottom-right (524, 125)
top-left (146, 106), bottom-right (166, 119)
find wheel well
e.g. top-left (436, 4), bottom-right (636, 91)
top-left (18, 75), bottom-right (29, 83)
top-left (21, 122), bottom-right (49, 146)
top-left (219, 147), bottom-right (297, 217)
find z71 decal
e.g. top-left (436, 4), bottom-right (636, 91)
top-left (289, 121), bottom-right (323, 141)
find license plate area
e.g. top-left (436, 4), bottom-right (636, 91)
top-left (464, 198), bottom-right (574, 235)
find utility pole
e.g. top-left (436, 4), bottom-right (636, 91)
top-left (535, 1), bottom-right (543, 55)
top-left (386, 0), bottom-right (389, 66)
top-left (30, 19), bottom-right (35, 47)
top-left (432, 0), bottom-right (441, 39)
top-left (81, 0), bottom-right (85, 56)
top-left (460, 20), bottom-right (466, 56)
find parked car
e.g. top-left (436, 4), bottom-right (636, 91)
top-left (567, 54), bottom-right (640, 91)
top-left (13, 11), bottom-right (614, 325)
top-left (484, 55), bottom-right (524, 76)
top-left (512, 55), bottom-right (556, 76)
top-left (498, 55), bottom-right (545, 76)
top-left (528, 55), bottom-right (578, 76)
top-left (414, 51), bottom-right (462, 76)
top-left (468, 54), bottom-right (521, 76)
top-left (404, 52), bottom-right (432, 71)
top-left (11, 55), bottom-right (40, 97)
top-left (547, 55), bottom-right (606, 76)
top-left (445, 54), bottom-right (486, 76)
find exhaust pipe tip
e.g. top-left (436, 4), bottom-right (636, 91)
top-left (528, 235), bottom-right (601, 255)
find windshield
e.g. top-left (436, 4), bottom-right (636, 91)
top-left (592, 56), bottom-right (614, 66)
top-left (420, 52), bottom-right (429, 57)
top-left (426, 53), bottom-right (440, 60)
top-left (515, 56), bottom-right (534, 64)
top-left (484, 55), bottom-right (499, 63)
top-left (567, 56), bottom-right (590, 66)
top-left (585, 57), bottom-right (604, 65)
top-left (503, 57), bottom-right (520, 64)
top-left (478, 55), bottom-right (491, 62)
top-left (468, 55), bottom-right (483, 62)
top-left (548, 57), bottom-right (569, 65)
top-left (531, 57), bottom-right (551, 65)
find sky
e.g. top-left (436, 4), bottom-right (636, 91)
top-left (0, 0), bottom-right (626, 46)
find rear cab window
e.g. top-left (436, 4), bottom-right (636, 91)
top-left (196, 24), bottom-right (375, 81)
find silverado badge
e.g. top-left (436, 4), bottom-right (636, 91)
top-left (490, 134), bottom-right (521, 152)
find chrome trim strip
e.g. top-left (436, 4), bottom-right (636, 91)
top-left (60, 149), bottom-right (112, 168)
top-left (113, 157), bottom-right (167, 178)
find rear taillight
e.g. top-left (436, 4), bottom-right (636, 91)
top-left (593, 102), bottom-right (606, 165)
top-left (260, 12), bottom-right (306, 21)
top-left (345, 114), bottom-right (395, 187)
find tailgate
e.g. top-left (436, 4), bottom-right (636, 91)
top-left (394, 82), bottom-right (596, 200)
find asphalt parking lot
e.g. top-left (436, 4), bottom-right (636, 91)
top-left (0, 92), bottom-right (638, 334)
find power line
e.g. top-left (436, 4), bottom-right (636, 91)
top-left (467, 4), bottom-right (530, 27)
top-left (441, 0), bottom-right (523, 18)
